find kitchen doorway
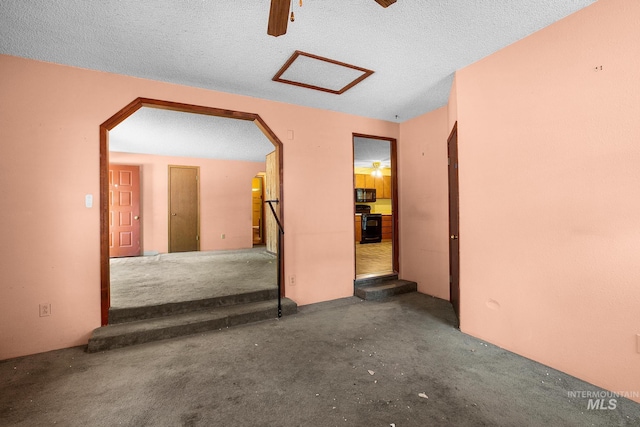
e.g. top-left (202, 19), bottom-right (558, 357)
top-left (353, 134), bottom-right (398, 281)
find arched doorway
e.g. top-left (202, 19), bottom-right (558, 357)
top-left (99, 98), bottom-right (284, 325)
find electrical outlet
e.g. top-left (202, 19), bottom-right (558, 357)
top-left (39, 303), bottom-right (51, 317)
top-left (289, 275), bottom-right (296, 286)
top-left (221, 233), bottom-right (225, 239)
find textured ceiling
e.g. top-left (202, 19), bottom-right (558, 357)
top-left (0, 0), bottom-right (597, 161)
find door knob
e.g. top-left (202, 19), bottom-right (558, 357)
top-left (171, 213), bottom-right (177, 216)
top-left (450, 235), bottom-right (459, 240)
top-left (134, 216), bottom-right (139, 220)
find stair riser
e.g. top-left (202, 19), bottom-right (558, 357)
top-left (109, 288), bottom-right (279, 324)
top-left (354, 274), bottom-right (399, 288)
top-left (355, 283), bottom-right (417, 300)
top-left (88, 317), bottom-right (228, 353)
top-left (88, 302), bottom-right (297, 353)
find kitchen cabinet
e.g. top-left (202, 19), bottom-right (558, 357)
top-left (375, 176), bottom-right (384, 197)
top-left (355, 215), bottom-right (362, 242)
top-left (364, 174), bottom-right (376, 189)
top-left (354, 173), bottom-right (392, 199)
top-left (382, 215), bottom-right (392, 240)
top-left (383, 176), bottom-right (392, 199)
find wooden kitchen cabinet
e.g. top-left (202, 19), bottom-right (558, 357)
top-left (382, 215), bottom-right (392, 240)
top-left (375, 176), bottom-right (384, 197)
top-left (354, 173), bottom-right (392, 199)
top-left (364, 174), bottom-right (376, 189)
top-left (383, 175), bottom-right (392, 199)
top-left (355, 215), bottom-right (362, 242)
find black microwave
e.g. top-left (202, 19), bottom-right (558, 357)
top-left (355, 188), bottom-right (376, 203)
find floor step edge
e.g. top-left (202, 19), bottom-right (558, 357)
top-left (355, 280), bottom-right (417, 300)
top-left (108, 288), bottom-right (279, 324)
top-left (88, 298), bottom-right (297, 353)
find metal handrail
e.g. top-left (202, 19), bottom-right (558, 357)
top-left (265, 200), bottom-right (283, 318)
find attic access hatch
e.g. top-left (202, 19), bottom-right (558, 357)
top-left (273, 51), bottom-right (374, 95)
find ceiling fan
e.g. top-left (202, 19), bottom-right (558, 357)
top-left (268, 0), bottom-right (397, 37)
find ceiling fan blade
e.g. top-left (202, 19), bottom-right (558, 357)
top-left (374, 0), bottom-right (397, 7)
top-left (267, 0), bottom-right (291, 37)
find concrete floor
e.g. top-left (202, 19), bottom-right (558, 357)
top-left (2, 293), bottom-right (638, 426)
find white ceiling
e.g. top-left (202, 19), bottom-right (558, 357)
top-left (354, 137), bottom-right (392, 169)
top-left (109, 107), bottom-right (275, 162)
top-left (110, 107), bottom-right (391, 165)
top-left (0, 0), bottom-right (596, 161)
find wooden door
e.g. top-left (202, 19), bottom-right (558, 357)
top-left (265, 151), bottom-right (279, 254)
top-left (447, 123), bottom-right (460, 321)
top-left (252, 176), bottom-right (264, 245)
top-left (109, 164), bottom-right (141, 257)
top-left (168, 166), bottom-right (199, 253)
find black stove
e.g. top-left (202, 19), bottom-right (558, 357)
top-left (355, 204), bottom-right (371, 214)
top-left (357, 205), bottom-right (382, 244)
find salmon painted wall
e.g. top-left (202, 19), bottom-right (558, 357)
top-left (109, 152), bottom-right (265, 253)
top-left (455, 0), bottom-right (640, 401)
top-left (0, 54), bottom-right (399, 359)
top-left (398, 107), bottom-right (449, 299)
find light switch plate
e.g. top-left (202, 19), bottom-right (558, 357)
top-left (85, 194), bottom-right (93, 208)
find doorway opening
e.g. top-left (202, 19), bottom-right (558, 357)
top-left (100, 98), bottom-right (285, 326)
top-left (353, 134), bottom-right (399, 282)
top-left (252, 174), bottom-right (265, 246)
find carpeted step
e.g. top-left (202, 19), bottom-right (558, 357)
top-left (354, 279), bottom-right (417, 300)
top-left (109, 288), bottom-right (279, 324)
top-left (87, 298), bottom-right (297, 353)
top-left (354, 273), bottom-right (399, 288)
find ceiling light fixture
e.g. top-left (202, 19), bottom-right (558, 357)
top-left (371, 161), bottom-right (383, 177)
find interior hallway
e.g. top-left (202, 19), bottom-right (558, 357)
top-left (2, 293), bottom-right (638, 426)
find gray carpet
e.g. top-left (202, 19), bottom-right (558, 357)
top-left (110, 248), bottom-right (277, 308)
top-left (2, 293), bottom-right (639, 426)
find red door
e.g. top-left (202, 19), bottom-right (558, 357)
top-left (109, 164), bottom-right (141, 257)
